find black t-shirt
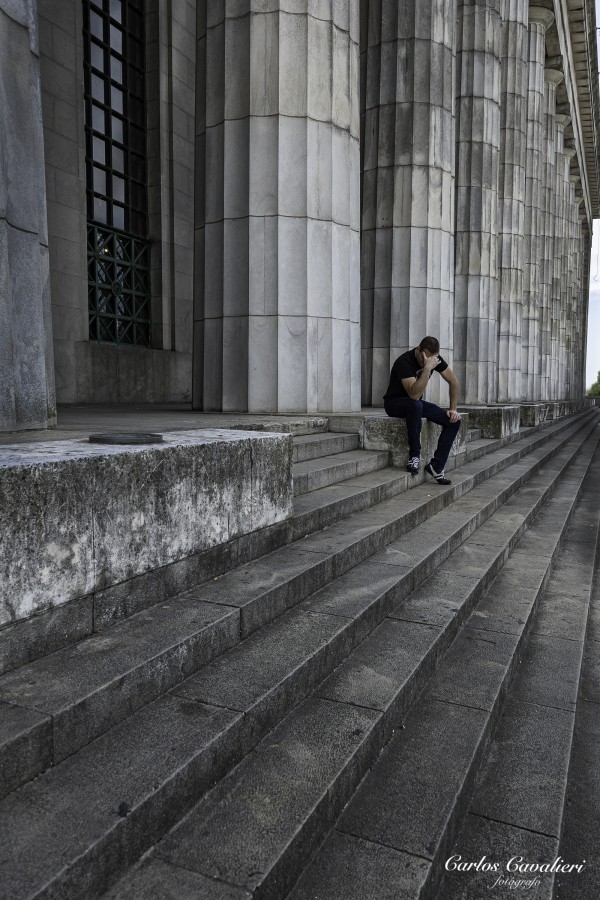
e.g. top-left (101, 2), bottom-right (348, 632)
top-left (384, 349), bottom-right (448, 400)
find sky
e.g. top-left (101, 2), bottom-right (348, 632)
top-left (586, 226), bottom-right (600, 388)
top-left (584, 5), bottom-right (600, 389)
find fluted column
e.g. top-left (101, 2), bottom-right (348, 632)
top-left (496, 0), bottom-right (528, 402)
top-left (195, 3), bottom-right (361, 413)
top-left (551, 114), bottom-right (567, 398)
top-left (521, 8), bottom-right (553, 401)
top-left (555, 130), bottom-right (573, 399)
top-left (567, 190), bottom-right (582, 398)
top-left (0, 0), bottom-right (56, 431)
top-left (576, 215), bottom-right (590, 398)
top-left (360, 0), bottom-right (456, 406)
top-left (538, 69), bottom-right (562, 400)
top-left (569, 195), bottom-right (583, 399)
top-left (454, 0), bottom-right (501, 404)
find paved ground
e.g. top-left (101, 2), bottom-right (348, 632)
top-left (0, 405), bottom-right (388, 445)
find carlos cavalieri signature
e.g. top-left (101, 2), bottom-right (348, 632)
top-left (445, 855), bottom-right (587, 890)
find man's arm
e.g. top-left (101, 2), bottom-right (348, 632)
top-left (401, 354), bottom-right (441, 400)
top-left (441, 368), bottom-right (460, 421)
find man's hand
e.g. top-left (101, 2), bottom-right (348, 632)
top-left (447, 409), bottom-right (461, 423)
top-left (423, 353), bottom-right (440, 373)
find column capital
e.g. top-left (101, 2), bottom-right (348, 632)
top-left (544, 68), bottom-right (564, 86)
top-left (529, 7), bottom-right (554, 30)
top-left (556, 114), bottom-right (571, 128)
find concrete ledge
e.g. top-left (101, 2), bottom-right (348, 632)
top-left (363, 415), bottom-right (470, 468)
top-left (0, 430), bottom-right (293, 629)
top-left (520, 404), bottom-right (552, 427)
top-left (458, 406), bottom-right (521, 439)
top-left (327, 412), bottom-right (470, 469)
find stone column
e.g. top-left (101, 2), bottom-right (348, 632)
top-left (496, 0), bottom-right (528, 402)
top-left (454, 0), bottom-right (502, 404)
top-left (521, 7), bottom-right (553, 401)
top-left (195, 3), bottom-right (361, 413)
top-left (577, 216), bottom-right (590, 398)
top-left (567, 190), bottom-right (582, 398)
top-left (360, 0), bottom-right (456, 407)
top-left (538, 69), bottom-right (562, 401)
top-left (0, 0), bottom-right (56, 431)
top-left (550, 114), bottom-right (567, 399)
top-left (555, 131), bottom-right (573, 399)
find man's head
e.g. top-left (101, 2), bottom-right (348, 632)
top-left (419, 336), bottom-right (440, 355)
top-left (416, 336), bottom-right (440, 366)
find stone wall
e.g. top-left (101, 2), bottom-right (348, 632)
top-left (36, 0), bottom-right (193, 406)
top-left (1, 1), bottom-right (597, 424)
top-left (0, 430), bottom-right (292, 628)
top-left (0, 0), bottom-right (56, 432)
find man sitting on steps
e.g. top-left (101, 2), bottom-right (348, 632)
top-left (383, 336), bottom-right (461, 485)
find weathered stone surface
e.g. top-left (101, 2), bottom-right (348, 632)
top-left (292, 432), bottom-right (358, 463)
top-left (0, 694), bottom-right (246, 899)
top-left (0, 1), bottom-right (55, 432)
top-left (0, 597), bottom-right (239, 762)
top-left (470, 698), bottom-right (574, 836)
top-left (391, 571), bottom-right (483, 629)
top-left (554, 698), bottom-right (600, 899)
top-left (293, 449), bottom-right (389, 496)
top-left (0, 430), bottom-right (292, 625)
top-left (338, 698), bottom-right (488, 861)
top-left (511, 632), bottom-right (582, 711)
top-left (461, 405), bottom-right (521, 438)
top-left (317, 618), bottom-right (442, 715)
top-left (288, 830), bottom-right (430, 900)
top-left (0, 595), bottom-right (93, 676)
top-left (156, 697), bottom-right (380, 898)
top-left (427, 625), bottom-right (521, 712)
top-left (184, 544), bottom-right (335, 637)
top-left (105, 857), bottom-right (252, 900)
top-left (520, 402), bottom-right (551, 426)
top-left (0, 700), bottom-right (52, 800)
top-left (173, 606), bottom-right (351, 718)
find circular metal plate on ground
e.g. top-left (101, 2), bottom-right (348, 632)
top-left (88, 432), bottom-right (165, 445)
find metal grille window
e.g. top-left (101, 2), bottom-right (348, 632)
top-left (83, 0), bottom-right (150, 346)
top-left (88, 224), bottom-right (150, 345)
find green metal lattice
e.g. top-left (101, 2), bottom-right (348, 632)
top-left (87, 223), bottom-right (150, 346)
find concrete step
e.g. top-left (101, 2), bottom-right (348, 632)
top-left (553, 502), bottom-right (600, 900)
top-left (436, 461), bottom-right (600, 900)
top-left (0, 412), bottom-right (585, 685)
top-left (105, 428), bottom-right (600, 900)
top-left (286, 432), bottom-right (600, 900)
top-left (292, 449), bottom-right (390, 496)
top-left (468, 426), bottom-right (484, 441)
top-left (0, 416), bottom-right (594, 802)
top-left (0, 423), bottom-right (593, 899)
top-left (288, 411), bottom-right (586, 541)
top-left (291, 432), bottom-right (359, 463)
top-left (291, 466), bottom-right (411, 541)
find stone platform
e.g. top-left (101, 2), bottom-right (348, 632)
top-left (0, 428), bottom-right (292, 633)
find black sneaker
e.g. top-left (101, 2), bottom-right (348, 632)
top-left (406, 456), bottom-right (420, 476)
top-left (425, 462), bottom-right (452, 485)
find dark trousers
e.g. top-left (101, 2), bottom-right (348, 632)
top-left (384, 397), bottom-right (461, 470)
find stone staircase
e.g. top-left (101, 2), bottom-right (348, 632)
top-left (0, 410), bottom-right (598, 899)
